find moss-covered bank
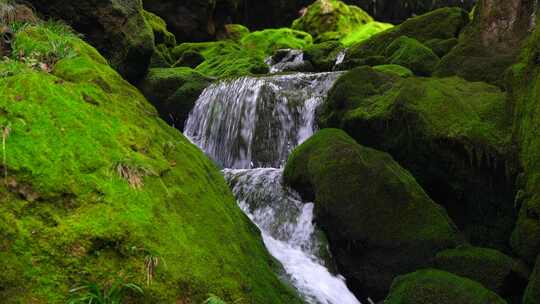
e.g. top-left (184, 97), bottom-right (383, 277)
top-left (0, 22), bottom-right (300, 303)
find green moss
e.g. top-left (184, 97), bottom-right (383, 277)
top-left (340, 21), bottom-right (393, 47)
top-left (170, 28), bottom-right (312, 78)
top-left (0, 23), bottom-right (301, 303)
top-left (345, 7), bottom-right (469, 67)
top-left (221, 24), bottom-right (250, 42)
top-left (384, 36), bottom-right (440, 76)
top-left (424, 38), bottom-right (459, 57)
top-left (142, 10), bottom-right (176, 47)
top-left (385, 269), bottom-right (507, 304)
top-left (320, 68), bottom-right (516, 252)
top-left (509, 18), bottom-right (540, 263)
top-left (139, 67), bottom-right (211, 130)
top-left (171, 41), bottom-right (268, 78)
top-left (303, 41), bottom-right (344, 71)
top-left (524, 256), bottom-right (540, 304)
top-left (149, 43), bottom-right (175, 68)
top-left (373, 64), bottom-right (413, 77)
top-left (284, 128), bottom-right (461, 299)
top-left (435, 246), bottom-right (528, 296)
top-left (241, 28), bottom-right (313, 55)
top-left (292, 0), bottom-right (374, 42)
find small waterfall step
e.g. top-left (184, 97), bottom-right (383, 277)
top-left (184, 71), bottom-right (361, 304)
top-left (185, 72), bottom-right (342, 169)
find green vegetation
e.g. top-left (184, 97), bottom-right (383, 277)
top-left (373, 64), bottom-right (413, 77)
top-left (142, 10), bottom-right (176, 47)
top-left (384, 36), bottom-right (440, 76)
top-left (524, 256), bottom-right (540, 304)
top-left (67, 280), bottom-right (143, 304)
top-left (320, 67), bottom-right (516, 251)
top-left (434, 246), bottom-right (528, 296)
top-left (509, 15), bottom-right (540, 263)
top-left (345, 7), bottom-right (469, 68)
top-left (384, 269), bottom-right (507, 304)
top-left (139, 67), bottom-right (211, 129)
top-left (284, 128), bottom-right (461, 298)
top-left (171, 28), bottom-right (313, 78)
top-left (0, 21), bottom-right (301, 303)
top-left (340, 21), bottom-right (393, 47)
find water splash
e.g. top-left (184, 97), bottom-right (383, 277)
top-left (185, 72), bottom-right (342, 169)
top-left (224, 168), bottom-right (361, 304)
top-left (266, 49), bottom-right (307, 73)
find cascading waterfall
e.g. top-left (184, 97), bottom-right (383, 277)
top-left (185, 72), bottom-right (361, 304)
top-left (185, 72), bottom-right (342, 169)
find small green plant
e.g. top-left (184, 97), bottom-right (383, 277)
top-left (204, 294), bottom-right (228, 304)
top-left (67, 280), bottom-right (143, 304)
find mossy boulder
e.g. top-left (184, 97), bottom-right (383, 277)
top-left (27, 0), bottom-right (155, 83)
top-left (170, 29), bottom-right (312, 78)
top-left (508, 17), bottom-right (540, 263)
top-left (142, 10), bottom-right (176, 47)
top-left (220, 24), bottom-right (250, 41)
top-left (240, 28), bottom-right (313, 55)
top-left (0, 22), bottom-right (301, 304)
top-left (284, 128), bottom-right (462, 300)
top-left (320, 67), bottom-right (517, 252)
top-left (384, 269), bottom-right (507, 304)
top-left (424, 37), bottom-right (459, 57)
top-left (344, 7), bottom-right (469, 68)
top-left (373, 64), bottom-right (413, 77)
top-left (524, 256), bottom-right (540, 304)
top-left (303, 41), bottom-right (344, 71)
top-left (139, 67), bottom-right (212, 130)
top-left (292, 0), bottom-right (373, 42)
top-left (340, 21), bottom-right (394, 47)
top-left (384, 36), bottom-right (440, 76)
top-left (149, 44), bottom-right (175, 68)
top-left (434, 246), bottom-right (529, 297)
top-left (171, 41), bottom-right (268, 78)
top-left (434, 0), bottom-right (537, 87)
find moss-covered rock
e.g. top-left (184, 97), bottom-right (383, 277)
top-left (284, 128), bottom-right (462, 300)
top-left (524, 255), bottom-right (540, 304)
top-left (139, 67), bottom-right (211, 130)
top-left (340, 21), bottom-right (394, 47)
top-left (0, 22), bottom-right (301, 304)
top-left (344, 7), bottom-right (469, 68)
top-left (220, 24), bottom-right (250, 42)
top-left (373, 64), bottom-right (413, 77)
top-left (170, 28), bottom-right (312, 78)
top-left (509, 15), bottom-right (540, 264)
top-left (434, 246), bottom-right (529, 297)
top-left (424, 37), bottom-right (459, 58)
top-left (434, 0), bottom-right (537, 87)
top-left (303, 41), bottom-right (344, 71)
top-left (142, 10), bottom-right (176, 47)
top-left (384, 269), bottom-right (507, 304)
top-left (292, 0), bottom-right (373, 42)
top-left (240, 28), bottom-right (313, 55)
top-left (148, 44), bottom-right (175, 69)
top-left (384, 36), bottom-right (440, 76)
top-left (27, 0), bottom-right (155, 83)
top-left (171, 41), bottom-right (267, 78)
top-left (320, 67), bottom-right (517, 252)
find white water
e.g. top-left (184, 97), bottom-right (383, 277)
top-left (266, 49), bottom-right (306, 73)
top-left (185, 72), bottom-right (360, 304)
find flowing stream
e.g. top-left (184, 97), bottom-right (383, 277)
top-left (184, 72), bottom-right (360, 304)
